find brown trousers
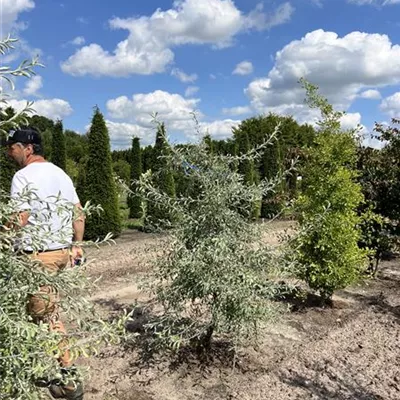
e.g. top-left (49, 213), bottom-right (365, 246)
top-left (28, 249), bottom-right (73, 367)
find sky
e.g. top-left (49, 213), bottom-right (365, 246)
top-left (1, 0), bottom-right (400, 149)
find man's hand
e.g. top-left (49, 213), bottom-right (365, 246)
top-left (69, 245), bottom-right (84, 266)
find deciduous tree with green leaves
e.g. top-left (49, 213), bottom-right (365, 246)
top-left (356, 119), bottom-right (400, 274)
top-left (232, 114), bottom-right (315, 218)
top-left (292, 78), bottom-right (368, 303)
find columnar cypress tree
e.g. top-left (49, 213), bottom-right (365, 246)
top-left (146, 123), bottom-right (175, 226)
top-left (41, 128), bottom-right (52, 159)
top-left (141, 145), bottom-right (153, 172)
top-left (84, 107), bottom-right (121, 240)
top-left (128, 136), bottom-right (142, 219)
top-left (75, 157), bottom-right (87, 206)
top-left (51, 120), bottom-right (66, 171)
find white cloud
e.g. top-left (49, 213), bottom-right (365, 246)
top-left (222, 106), bottom-right (252, 116)
top-left (106, 90), bottom-right (201, 131)
top-left (23, 75), bottom-right (42, 96)
top-left (359, 89), bottom-right (381, 99)
top-left (233, 61), bottom-right (253, 76)
top-left (70, 36), bottom-right (85, 46)
top-left (340, 112), bottom-right (363, 130)
top-left (310, 0), bottom-right (323, 7)
top-left (105, 120), bottom-right (153, 149)
top-left (61, 43), bottom-right (174, 77)
top-left (61, 0), bottom-right (294, 77)
top-left (198, 119), bottom-right (241, 140)
top-left (0, 0), bottom-right (35, 37)
top-left (245, 29), bottom-right (400, 123)
top-left (62, 36), bottom-right (86, 48)
top-left (185, 86), bottom-right (199, 97)
top-left (8, 98), bottom-right (73, 120)
top-left (380, 92), bottom-right (400, 117)
top-left (171, 68), bottom-right (198, 83)
top-left (245, 2), bottom-right (294, 31)
top-left (105, 89), bottom-right (244, 145)
top-left (348, 0), bottom-right (400, 5)
top-left (0, 1), bottom-right (42, 65)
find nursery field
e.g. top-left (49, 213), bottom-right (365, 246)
top-left (79, 221), bottom-right (400, 400)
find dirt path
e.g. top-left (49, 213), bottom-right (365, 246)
top-left (79, 222), bottom-right (400, 400)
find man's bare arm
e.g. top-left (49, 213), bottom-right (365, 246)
top-left (72, 203), bottom-right (85, 242)
top-left (70, 203), bottom-right (85, 264)
top-left (5, 211), bottom-right (30, 229)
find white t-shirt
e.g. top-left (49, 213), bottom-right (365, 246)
top-left (10, 162), bottom-right (80, 251)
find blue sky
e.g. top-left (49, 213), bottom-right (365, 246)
top-left (2, 0), bottom-right (400, 148)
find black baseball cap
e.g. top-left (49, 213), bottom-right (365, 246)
top-left (4, 128), bottom-right (42, 146)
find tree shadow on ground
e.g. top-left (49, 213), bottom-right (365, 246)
top-left (274, 283), bottom-right (330, 311)
top-left (339, 290), bottom-right (400, 322)
top-left (102, 304), bottom-right (248, 377)
top-left (279, 362), bottom-right (386, 400)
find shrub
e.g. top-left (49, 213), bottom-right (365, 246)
top-left (137, 121), bottom-right (292, 351)
top-left (292, 79), bottom-right (368, 303)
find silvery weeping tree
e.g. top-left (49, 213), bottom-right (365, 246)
top-left (136, 119), bottom-right (297, 353)
top-left (0, 37), bottom-right (128, 399)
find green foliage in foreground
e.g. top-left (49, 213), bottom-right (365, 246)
top-left (292, 79), bottom-right (368, 302)
top-left (137, 121), bottom-right (293, 351)
top-left (0, 38), bottom-right (129, 396)
top-left (0, 190), bottom-right (128, 399)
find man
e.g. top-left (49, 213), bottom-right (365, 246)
top-left (6, 127), bottom-right (85, 400)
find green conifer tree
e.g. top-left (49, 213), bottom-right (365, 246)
top-left (84, 107), bottom-right (121, 240)
top-left (75, 157), bottom-right (87, 206)
top-left (128, 136), bottom-right (143, 219)
top-left (146, 123), bottom-right (176, 227)
top-left (51, 120), bottom-right (66, 171)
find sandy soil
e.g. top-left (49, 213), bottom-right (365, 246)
top-left (77, 221), bottom-right (400, 400)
